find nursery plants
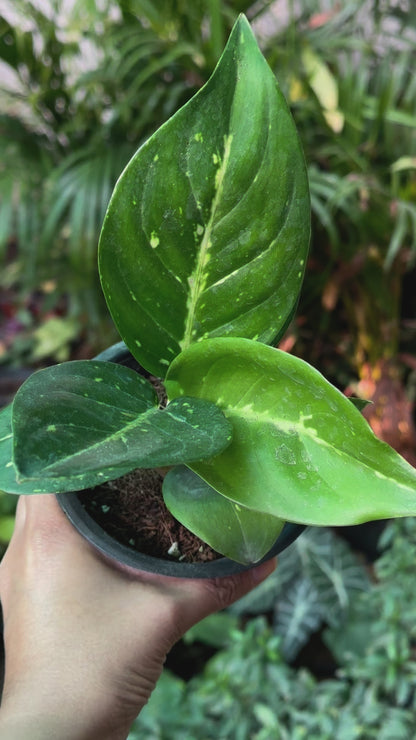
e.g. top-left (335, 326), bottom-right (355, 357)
top-left (1, 15), bottom-right (416, 570)
top-left (130, 518), bottom-right (416, 739)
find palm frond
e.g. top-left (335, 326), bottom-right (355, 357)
top-left (385, 200), bottom-right (416, 269)
top-left (40, 142), bottom-right (134, 269)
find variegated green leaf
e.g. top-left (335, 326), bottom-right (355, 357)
top-left (11, 361), bottom-right (232, 492)
top-left (0, 404), bottom-right (86, 494)
top-left (99, 15), bottom-right (310, 377)
top-left (165, 337), bottom-right (416, 526)
top-left (0, 405), bottom-right (46, 494)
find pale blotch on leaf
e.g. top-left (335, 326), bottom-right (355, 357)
top-left (150, 232), bottom-right (160, 249)
top-left (275, 443), bottom-right (297, 465)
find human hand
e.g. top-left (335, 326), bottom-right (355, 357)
top-left (0, 494), bottom-right (275, 740)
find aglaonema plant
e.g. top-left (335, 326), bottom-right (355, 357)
top-left (1, 15), bottom-right (416, 565)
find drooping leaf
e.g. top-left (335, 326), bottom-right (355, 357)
top-left (163, 465), bottom-right (284, 564)
top-left (11, 361), bottom-right (232, 493)
top-left (99, 15), bottom-right (310, 377)
top-left (165, 337), bottom-right (416, 526)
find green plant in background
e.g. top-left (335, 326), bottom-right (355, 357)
top-left (2, 0), bottom-right (416, 401)
top-left (0, 490), bottom-right (16, 553)
top-left (183, 524), bottom-right (371, 660)
top-left (0, 0), bottom-right (274, 327)
top-left (228, 526), bottom-right (370, 660)
top-left (129, 520), bottom-right (416, 739)
top-left (264, 1), bottom-right (416, 461)
top-left (325, 517), bottom-right (416, 708)
top-left (1, 17), bottom-right (416, 566)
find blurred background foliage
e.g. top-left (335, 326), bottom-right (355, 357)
top-left (1, 0), bottom-right (416, 385)
top-left (1, 0), bottom-right (416, 732)
top-left (130, 518), bottom-right (416, 739)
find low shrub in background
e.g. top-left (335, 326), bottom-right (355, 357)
top-left (130, 518), bottom-right (416, 739)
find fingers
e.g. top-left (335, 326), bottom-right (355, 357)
top-left (0, 491), bottom-right (277, 639)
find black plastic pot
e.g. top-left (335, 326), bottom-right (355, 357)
top-left (56, 342), bottom-right (304, 578)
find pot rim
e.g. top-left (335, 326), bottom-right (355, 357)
top-left (56, 341), bottom-right (304, 578)
top-left (56, 490), bottom-right (304, 578)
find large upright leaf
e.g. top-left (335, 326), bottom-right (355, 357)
top-left (99, 15), bottom-right (310, 378)
top-left (11, 360), bottom-right (232, 493)
top-left (165, 337), bottom-right (416, 526)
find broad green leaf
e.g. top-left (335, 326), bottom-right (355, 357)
top-left (163, 465), bottom-right (284, 564)
top-left (1, 403), bottom-right (143, 497)
top-left (165, 337), bottom-right (416, 526)
top-left (11, 361), bottom-right (232, 493)
top-left (1, 403), bottom-right (124, 496)
top-left (0, 405), bottom-right (51, 494)
top-left (0, 404), bottom-right (112, 495)
top-left (99, 15), bottom-right (310, 378)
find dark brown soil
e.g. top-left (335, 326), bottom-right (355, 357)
top-left (78, 468), bottom-right (220, 564)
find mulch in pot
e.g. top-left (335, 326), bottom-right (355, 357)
top-left (77, 467), bottom-right (220, 564)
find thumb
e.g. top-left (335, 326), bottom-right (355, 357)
top-left (204, 557), bottom-right (277, 612)
top-left (170, 557), bottom-right (277, 635)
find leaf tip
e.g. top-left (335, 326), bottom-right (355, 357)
top-left (228, 13), bottom-right (257, 51)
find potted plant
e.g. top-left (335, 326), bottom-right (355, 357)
top-left (1, 16), bottom-right (416, 579)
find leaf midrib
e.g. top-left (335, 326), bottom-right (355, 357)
top-left (225, 403), bottom-right (415, 490)
top-left (180, 133), bottom-right (233, 350)
top-left (17, 404), bottom-right (183, 479)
